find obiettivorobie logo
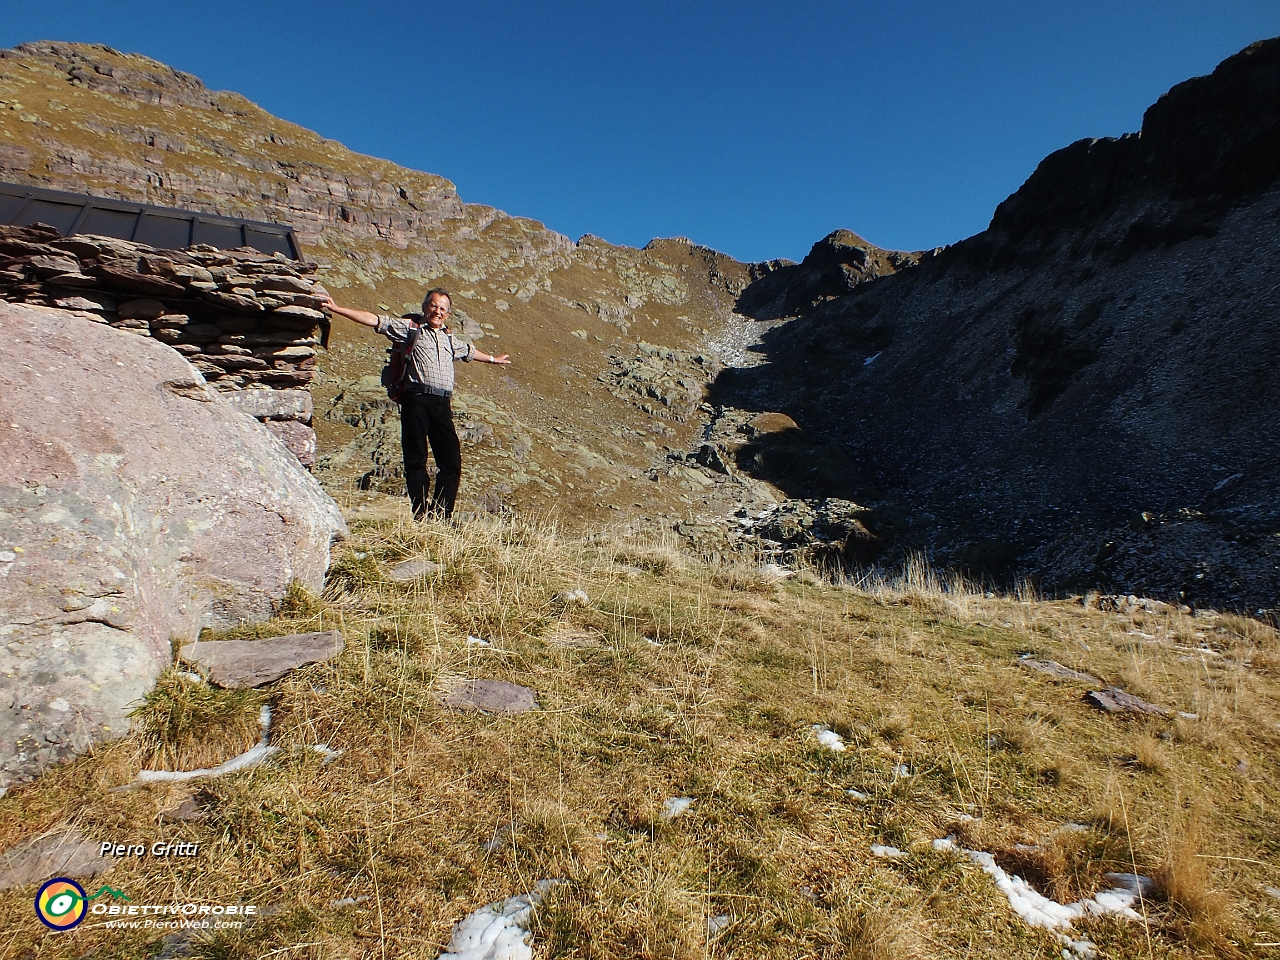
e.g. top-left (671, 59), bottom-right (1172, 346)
top-left (35, 878), bottom-right (130, 930)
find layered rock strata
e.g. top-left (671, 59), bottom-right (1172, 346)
top-left (0, 222), bottom-right (325, 464)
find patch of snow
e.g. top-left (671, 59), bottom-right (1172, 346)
top-left (812, 725), bottom-right (846, 752)
top-left (894, 764), bottom-right (911, 778)
top-left (706, 914), bottom-right (731, 934)
top-left (644, 637), bottom-right (661, 647)
top-left (130, 700), bottom-right (278, 785)
top-left (1213, 472), bottom-right (1244, 492)
top-left (863, 351), bottom-right (882, 366)
top-left (175, 671), bottom-right (205, 684)
top-left (846, 789), bottom-right (869, 801)
top-left (1264, 886), bottom-right (1280, 900)
top-left (309, 744), bottom-right (343, 762)
top-left (136, 744), bottom-right (281, 784)
top-left (661, 797), bottom-right (695, 820)
top-left (439, 880), bottom-right (557, 960)
top-left (554, 589), bottom-right (590, 606)
top-left (871, 845), bottom-right (906, 859)
top-left (1062, 937), bottom-right (1098, 959)
top-left (330, 895), bottom-right (369, 908)
top-left (1059, 823), bottom-right (1089, 833)
top-left (761, 563), bottom-right (795, 581)
top-left (259, 704), bottom-right (272, 736)
top-left (932, 836), bottom-right (1152, 936)
top-left (1178, 711), bottom-right (1199, 720)
top-left (467, 635), bottom-right (491, 647)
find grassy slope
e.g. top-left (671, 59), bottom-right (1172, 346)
top-left (1, 500), bottom-right (1277, 958)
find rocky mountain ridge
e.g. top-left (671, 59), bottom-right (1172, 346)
top-left (712, 37), bottom-right (1280, 610)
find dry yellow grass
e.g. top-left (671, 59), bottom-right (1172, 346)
top-left (1, 502), bottom-right (1278, 959)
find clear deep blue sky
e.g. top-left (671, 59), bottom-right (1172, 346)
top-left (4, 2), bottom-right (1279, 263)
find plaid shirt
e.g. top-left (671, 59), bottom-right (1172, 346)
top-left (375, 316), bottom-right (473, 393)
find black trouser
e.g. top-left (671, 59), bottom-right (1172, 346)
top-left (400, 391), bottom-right (462, 519)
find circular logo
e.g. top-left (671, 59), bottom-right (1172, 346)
top-left (35, 877), bottom-right (88, 930)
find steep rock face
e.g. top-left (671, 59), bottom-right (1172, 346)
top-left (0, 302), bottom-right (347, 791)
top-left (714, 37), bottom-right (1280, 609)
top-left (987, 37), bottom-right (1280, 259)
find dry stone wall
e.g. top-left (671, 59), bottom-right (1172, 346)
top-left (0, 223), bottom-right (325, 465)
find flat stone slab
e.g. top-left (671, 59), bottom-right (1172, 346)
top-left (1020, 658), bottom-right (1102, 686)
top-left (1085, 687), bottom-right (1169, 716)
top-left (443, 679), bottom-right (538, 714)
top-left (221, 388), bottom-right (314, 423)
top-left (159, 798), bottom-right (208, 823)
top-left (181, 631), bottom-right (343, 688)
top-left (0, 829), bottom-right (110, 891)
top-left (388, 559), bottom-right (443, 582)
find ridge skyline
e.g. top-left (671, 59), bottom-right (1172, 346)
top-left (4, 1), bottom-right (1280, 264)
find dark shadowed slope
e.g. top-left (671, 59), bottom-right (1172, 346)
top-left (712, 37), bottom-right (1280, 610)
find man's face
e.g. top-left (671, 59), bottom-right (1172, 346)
top-left (423, 295), bottom-right (451, 329)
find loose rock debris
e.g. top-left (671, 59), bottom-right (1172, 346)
top-left (388, 559), bottom-right (442, 581)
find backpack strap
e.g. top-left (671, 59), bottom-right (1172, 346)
top-left (399, 323), bottom-right (423, 388)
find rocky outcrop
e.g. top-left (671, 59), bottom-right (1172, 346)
top-left (735, 230), bottom-right (919, 320)
top-left (713, 37), bottom-right (1280, 609)
top-left (0, 302), bottom-right (346, 792)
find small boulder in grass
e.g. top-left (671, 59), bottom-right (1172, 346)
top-left (1020, 658), bottom-right (1102, 686)
top-left (0, 829), bottom-right (110, 891)
top-left (180, 631), bottom-right (343, 688)
top-left (388, 559), bottom-right (443, 582)
top-left (1085, 687), bottom-right (1168, 715)
top-left (443, 679), bottom-right (538, 715)
top-left (554, 588), bottom-right (589, 606)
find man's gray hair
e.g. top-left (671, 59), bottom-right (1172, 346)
top-left (423, 288), bottom-right (452, 309)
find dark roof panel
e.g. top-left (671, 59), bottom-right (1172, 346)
top-left (0, 181), bottom-right (300, 259)
top-left (14, 196), bottom-right (82, 233)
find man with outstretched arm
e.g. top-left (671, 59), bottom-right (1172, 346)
top-left (319, 288), bottom-right (511, 520)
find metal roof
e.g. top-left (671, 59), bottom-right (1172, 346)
top-left (0, 182), bottom-right (300, 259)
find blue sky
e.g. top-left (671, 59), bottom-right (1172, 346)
top-left (4, 2), bottom-right (1279, 263)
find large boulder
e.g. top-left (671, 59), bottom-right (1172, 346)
top-left (0, 303), bottom-right (347, 793)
